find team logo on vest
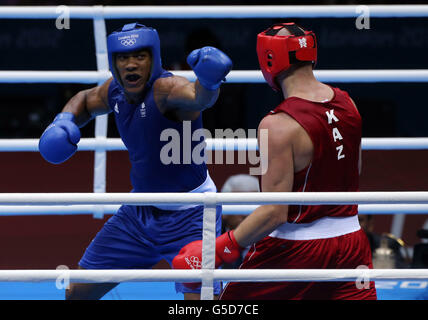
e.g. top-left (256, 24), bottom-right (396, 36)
top-left (140, 103), bottom-right (146, 118)
top-left (299, 38), bottom-right (307, 48)
top-left (114, 103), bottom-right (119, 114)
top-left (326, 109), bottom-right (345, 160)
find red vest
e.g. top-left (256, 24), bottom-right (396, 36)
top-left (270, 86), bottom-right (362, 223)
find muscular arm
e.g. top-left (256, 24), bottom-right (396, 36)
top-left (154, 75), bottom-right (219, 121)
top-left (233, 114), bottom-right (297, 248)
top-left (62, 78), bottom-right (112, 127)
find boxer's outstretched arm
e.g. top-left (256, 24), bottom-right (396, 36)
top-left (172, 113), bottom-right (297, 273)
top-left (154, 46), bottom-right (232, 121)
top-left (154, 75), bottom-right (219, 121)
top-left (62, 78), bottom-right (112, 127)
top-left (232, 114), bottom-right (296, 248)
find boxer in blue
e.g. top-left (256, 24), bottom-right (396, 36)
top-left (38, 23), bottom-right (232, 300)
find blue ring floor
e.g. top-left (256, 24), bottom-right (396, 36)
top-left (0, 281), bottom-right (427, 300)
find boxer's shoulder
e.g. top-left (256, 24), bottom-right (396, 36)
top-left (153, 74), bottom-right (191, 94)
top-left (259, 111), bottom-right (302, 139)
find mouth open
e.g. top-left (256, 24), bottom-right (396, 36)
top-left (124, 74), bottom-right (142, 86)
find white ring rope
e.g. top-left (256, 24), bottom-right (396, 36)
top-left (2, 137), bottom-right (428, 152)
top-left (1, 5), bottom-right (428, 19)
top-left (0, 192), bottom-right (427, 206)
top-left (2, 204), bottom-right (428, 216)
top-left (1, 70), bottom-right (428, 84)
top-left (0, 269), bottom-right (428, 283)
top-left (0, 71), bottom-right (110, 84)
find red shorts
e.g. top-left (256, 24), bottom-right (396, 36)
top-left (220, 228), bottom-right (377, 300)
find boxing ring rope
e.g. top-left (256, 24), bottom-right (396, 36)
top-left (1, 4), bottom-right (427, 203)
top-left (2, 137), bottom-right (428, 152)
top-left (3, 204), bottom-right (428, 216)
top-left (1, 5), bottom-right (428, 18)
top-left (1, 192), bottom-right (428, 215)
top-left (2, 70), bottom-right (428, 84)
top-left (1, 5), bottom-right (428, 300)
top-left (1, 269), bottom-right (428, 283)
top-left (1, 192), bottom-right (428, 300)
top-left (2, 191), bottom-right (428, 206)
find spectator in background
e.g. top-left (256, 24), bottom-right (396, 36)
top-left (421, 219), bottom-right (428, 244)
top-left (359, 214), bottom-right (408, 268)
top-left (169, 27), bottom-right (246, 134)
top-left (221, 174), bottom-right (260, 268)
top-left (412, 222), bottom-right (428, 268)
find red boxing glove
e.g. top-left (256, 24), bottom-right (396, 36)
top-left (215, 230), bottom-right (243, 266)
top-left (172, 231), bottom-right (243, 289)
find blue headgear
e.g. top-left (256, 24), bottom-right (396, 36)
top-left (107, 23), bottom-right (163, 90)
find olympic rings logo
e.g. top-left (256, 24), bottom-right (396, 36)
top-left (121, 39), bottom-right (136, 46)
top-left (185, 256), bottom-right (202, 269)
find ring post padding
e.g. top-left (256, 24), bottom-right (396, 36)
top-left (201, 192), bottom-right (218, 300)
top-left (92, 5), bottom-right (109, 219)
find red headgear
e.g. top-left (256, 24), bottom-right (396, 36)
top-left (256, 23), bottom-right (317, 91)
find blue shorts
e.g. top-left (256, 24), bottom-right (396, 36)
top-left (79, 204), bottom-right (222, 295)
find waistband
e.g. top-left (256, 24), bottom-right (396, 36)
top-left (269, 215), bottom-right (360, 241)
top-left (153, 170), bottom-right (217, 210)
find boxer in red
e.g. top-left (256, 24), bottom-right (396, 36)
top-left (173, 22), bottom-right (377, 300)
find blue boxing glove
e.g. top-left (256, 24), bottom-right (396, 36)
top-left (187, 46), bottom-right (232, 90)
top-left (38, 112), bottom-right (81, 164)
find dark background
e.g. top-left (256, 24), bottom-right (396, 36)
top-left (0, 1), bottom-right (428, 139)
top-left (0, 1), bottom-right (428, 269)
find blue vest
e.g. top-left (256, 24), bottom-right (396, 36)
top-left (107, 71), bottom-right (210, 193)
